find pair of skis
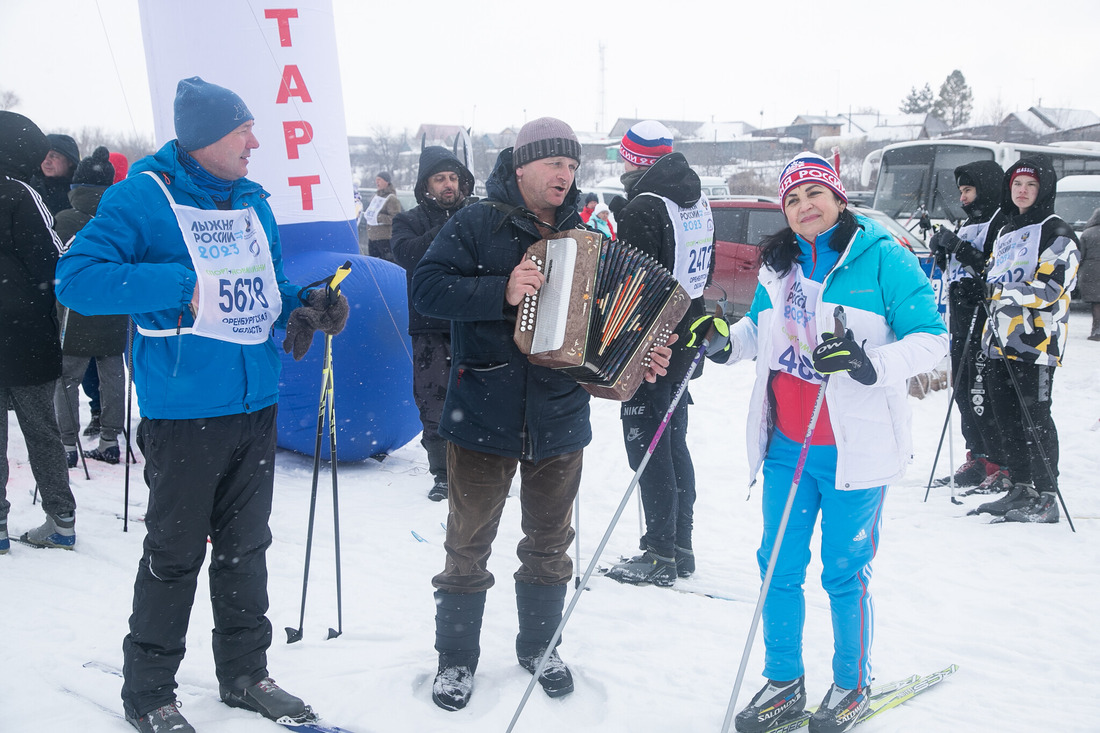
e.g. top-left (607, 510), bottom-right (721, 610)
top-left (767, 664), bottom-right (959, 733)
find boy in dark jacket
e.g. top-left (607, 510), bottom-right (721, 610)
top-left (392, 146), bottom-right (474, 501)
top-left (928, 160), bottom-right (1011, 492)
top-left (972, 155), bottom-right (1080, 523)
top-left (0, 111), bottom-right (77, 554)
top-left (604, 120), bottom-right (716, 586)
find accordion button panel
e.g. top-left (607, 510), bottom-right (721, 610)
top-left (518, 255), bottom-right (545, 333)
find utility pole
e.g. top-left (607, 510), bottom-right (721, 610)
top-left (598, 42), bottom-right (606, 133)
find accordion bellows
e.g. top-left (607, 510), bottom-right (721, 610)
top-left (514, 230), bottom-right (690, 401)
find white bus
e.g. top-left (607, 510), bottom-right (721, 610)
top-left (861, 139), bottom-right (1100, 227)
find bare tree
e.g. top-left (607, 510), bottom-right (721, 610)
top-left (0, 89), bottom-right (19, 111)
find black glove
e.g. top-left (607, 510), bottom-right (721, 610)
top-left (952, 241), bottom-right (987, 273)
top-left (687, 315), bottom-right (732, 362)
top-left (283, 288), bottom-right (350, 361)
top-left (953, 277), bottom-right (986, 310)
top-left (928, 228), bottom-right (950, 271)
top-left (811, 329), bottom-right (877, 385)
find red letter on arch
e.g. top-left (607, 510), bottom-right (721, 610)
top-left (283, 121), bottom-right (314, 160)
top-left (276, 65), bottom-right (313, 104)
top-left (288, 175), bottom-right (322, 210)
top-left (264, 9), bottom-right (299, 47)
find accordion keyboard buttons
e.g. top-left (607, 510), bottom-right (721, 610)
top-left (518, 256), bottom-right (545, 333)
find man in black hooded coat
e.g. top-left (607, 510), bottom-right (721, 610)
top-left (392, 146), bottom-right (474, 501)
top-left (928, 160), bottom-right (1011, 492)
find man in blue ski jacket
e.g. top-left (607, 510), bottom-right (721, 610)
top-left (55, 77), bottom-right (347, 733)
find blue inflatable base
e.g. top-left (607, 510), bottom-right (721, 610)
top-left (277, 251), bottom-right (420, 462)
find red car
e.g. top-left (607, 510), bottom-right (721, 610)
top-left (704, 198), bottom-right (787, 317)
top-left (703, 199), bottom-right (932, 317)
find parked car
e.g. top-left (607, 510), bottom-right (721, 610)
top-left (704, 200), bottom-right (935, 318)
top-left (703, 197), bottom-right (786, 316)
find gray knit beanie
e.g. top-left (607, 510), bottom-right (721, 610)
top-left (513, 117), bottom-right (581, 169)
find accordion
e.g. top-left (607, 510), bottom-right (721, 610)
top-left (514, 229), bottom-right (690, 401)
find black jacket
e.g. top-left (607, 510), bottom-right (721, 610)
top-left (0, 112), bottom-right (63, 386)
top-left (53, 185), bottom-right (129, 357)
top-left (412, 148), bottom-right (589, 462)
top-left (28, 172), bottom-right (73, 216)
top-left (618, 152), bottom-right (712, 381)
top-left (392, 146), bottom-right (474, 335)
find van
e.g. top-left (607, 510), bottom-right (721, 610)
top-left (1056, 175), bottom-right (1100, 231)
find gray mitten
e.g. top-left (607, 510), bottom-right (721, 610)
top-left (283, 289), bottom-right (350, 360)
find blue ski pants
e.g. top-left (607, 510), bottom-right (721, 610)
top-left (758, 431), bottom-right (886, 690)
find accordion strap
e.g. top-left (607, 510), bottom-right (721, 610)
top-left (477, 199), bottom-right (561, 235)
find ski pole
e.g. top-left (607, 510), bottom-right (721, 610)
top-left (286, 261), bottom-right (352, 644)
top-left (506, 325), bottom-right (715, 733)
top-left (122, 319), bottom-right (135, 532)
top-left (719, 305), bottom-right (845, 733)
top-left (980, 297), bottom-right (1075, 532)
top-left (573, 495), bottom-right (582, 590)
top-left (923, 303), bottom-right (981, 503)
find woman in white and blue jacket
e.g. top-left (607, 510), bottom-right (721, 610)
top-left (700, 154), bottom-right (947, 733)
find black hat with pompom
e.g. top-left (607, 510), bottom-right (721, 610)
top-left (72, 146), bottom-right (116, 188)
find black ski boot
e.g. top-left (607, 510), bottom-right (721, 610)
top-left (220, 677), bottom-right (309, 721)
top-left (1004, 491), bottom-right (1060, 523)
top-left (969, 482), bottom-right (1037, 517)
top-left (675, 546), bottom-right (695, 578)
top-left (808, 683), bottom-right (869, 733)
top-left (516, 581), bottom-right (574, 698)
top-left (603, 548), bottom-right (676, 587)
top-left (734, 677), bottom-right (806, 732)
top-left (125, 701), bottom-right (195, 733)
top-left (432, 589), bottom-right (485, 711)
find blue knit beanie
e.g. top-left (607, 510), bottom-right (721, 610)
top-left (174, 76), bottom-right (254, 152)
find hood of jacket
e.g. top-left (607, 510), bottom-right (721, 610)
top-left (1085, 207), bottom-right (1100, 230)
top-left (67, 185), bottom-right (107, 218)
top-left (485, 147), bottom-right (580, 228)
top-left (130, 140), bottom-right (265, 204)
top-left (955, 159), bottom-right (1004, 223)
top-left (0, 111), bottom-right (49, 182)
top-left (622, 152), bottom-right (701, 209)
top-left (413, 145), bottom-right (474, 207)
top-left (1002, 154), bottom-right (1057, 226)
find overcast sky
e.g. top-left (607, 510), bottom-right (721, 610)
top-left (3, 0), bottom-right (1099, 142)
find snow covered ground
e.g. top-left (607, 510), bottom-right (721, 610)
top-left (3, 310), bottom-right (1099, 733)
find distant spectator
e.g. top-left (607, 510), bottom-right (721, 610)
top-left (108, 151), bottom-right (129, 183)
top-left (0, 110), bottom-right (78, 554)
top-left (1079, 208), bottom-right (1100, 340)
top-left (29, 133), bottom-right (80, 215)
top-left (579, 192), bottom-right (598, 223)
top-left (362, 170), bottom-right (402, 261)
top-left (588, 202), bottom-right (615, 241)
top-left (52, 146), bottom-right (129, 468)
top-left (391, 146), bottom-right (475, 502)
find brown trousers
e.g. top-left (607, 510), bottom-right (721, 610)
top-left (432, 444), bottom-right (582, 593)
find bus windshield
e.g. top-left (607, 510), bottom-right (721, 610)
top-left (874, 144), bottom-right (994, 223)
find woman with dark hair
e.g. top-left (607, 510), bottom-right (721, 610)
top-left (693, 153), bottom-right (947, 733)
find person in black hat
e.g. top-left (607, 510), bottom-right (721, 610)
top-left (30, 132), bottom-right (80, 215)
top-left (579, 191), bottom-right (598, 223)
top-left (361, 170), bottom-right (402, 260)
top-left (52, 146), bottom-right (129, 470)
